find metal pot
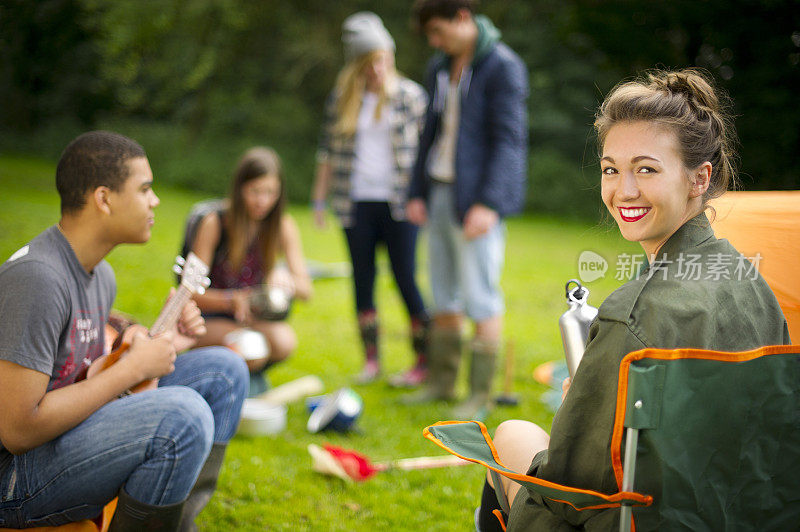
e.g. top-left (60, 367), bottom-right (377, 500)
top-left (249, 284), bottom-right (292, 321)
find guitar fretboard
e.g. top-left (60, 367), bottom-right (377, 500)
top-left (149, 285), bottom-right (193, 337)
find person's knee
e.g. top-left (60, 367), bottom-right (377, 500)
top-left (169, 388), bottom-right (215, 441)
top-left (151, 387), bottom-right (214, 459)
top-left (494, 420), bottom-right (532, 446)
top-left (215, 346), bottom-right (250, 391)
top-left (487, 420), bottom-right (544, 490)
top-left (246, 357), bottom-right (268, 372)
top-left (474, 316), bottom-right (502, 344)
top-left (434, 313), bottom-right (462, 331)
top-left (124, 389), bottom-right (214, 504)
top-left (268, 327), bottom-right (297, 362)
top-left (496, 419), bottom-right (549, 448)
top-left (490, 419), bottom-right (549, 476)
top-left (190, 345), bottom-right (249, 397)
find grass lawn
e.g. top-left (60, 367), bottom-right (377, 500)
top-left (0, 153), bottom-right (640, 530)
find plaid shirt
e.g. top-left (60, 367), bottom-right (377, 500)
top-left (317, 77), bottom-right (427, 227)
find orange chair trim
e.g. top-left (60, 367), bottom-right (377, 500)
top-left (610, 344), bottom-right (800, 491)
top-left (423, 421), bottom-right (652, 511)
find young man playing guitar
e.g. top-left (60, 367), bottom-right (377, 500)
top-left (0, 131), bottom-right (248, 531)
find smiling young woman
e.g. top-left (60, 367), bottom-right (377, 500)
top-left (599, 121), bottom-right (711, 257)
top-left (468, 69), bottom-right (790, 532)
top-left (595, 69), bottom-right (735, 257)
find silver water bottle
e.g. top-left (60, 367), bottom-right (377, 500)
top-left (558, 279), bottom-right (598, 378)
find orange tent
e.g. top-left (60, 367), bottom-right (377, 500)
top-left (710, 191), bottom-right (800, 342)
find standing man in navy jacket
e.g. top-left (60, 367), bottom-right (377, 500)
top-left (406, 0), bottom-right (528, 420)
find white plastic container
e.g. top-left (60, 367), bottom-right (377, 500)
top-left (237, 398), bottom-right (287, 436)
top-left (224, 328), bottom-right (270, 362)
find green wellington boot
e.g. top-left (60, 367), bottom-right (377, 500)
top-left (108, 488), bottom-right (185, 532)
top-left (451, 339), bottom-right (498, 421)
top-left (179, 442), bottom-right (227, 532)
top-left (402, 328), bottom-right (462, 403)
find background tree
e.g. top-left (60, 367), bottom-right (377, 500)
top-left (1, 0), bottom-right (796, 217)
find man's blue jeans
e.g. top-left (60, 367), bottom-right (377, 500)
top-left (0, 346), bottom-right (247, 528)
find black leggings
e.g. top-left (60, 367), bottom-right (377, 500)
top-left (478, 478), bottom-right (508, 532)
top-left (344, 201), bottom-right (426, 317)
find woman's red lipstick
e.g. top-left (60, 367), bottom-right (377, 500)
top-left (618, 207), bottom-right (651, 222)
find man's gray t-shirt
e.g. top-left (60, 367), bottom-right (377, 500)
top-left (0, 226), bottom-right (116, 391)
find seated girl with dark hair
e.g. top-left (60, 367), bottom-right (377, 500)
top-left (191, 147), bottom-right (312, 395)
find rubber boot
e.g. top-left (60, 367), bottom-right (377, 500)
top-left (247, 370), bottom-right (270, 397)
top-left (108, 488), bottom-right (184, 532)
top-left (388, 314), bottom-right (430, 388)
top-left (452, 339), bottom-right (498, 421)
top-left (402, 328), bottom-right (462, 403)
top-left (179, 442), bottom-right (227, 532)
top-left (355, 310), bottom-right (380, 384)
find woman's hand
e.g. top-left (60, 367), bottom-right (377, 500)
top-left (279, 213), bottom-right (313, 300)
top-left (311, 161), bottom-right (331, 229)
top-left (406, 198), bottom-right (428, 226)
top-left (561, 377), bottom-right (572, 402)
top-left (231, 288), bottom-right (252, 325)
top-left (267, 267), bottom-right (296, 297)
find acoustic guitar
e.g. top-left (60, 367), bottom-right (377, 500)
top-left (85, 253), bottom-right (210, 394)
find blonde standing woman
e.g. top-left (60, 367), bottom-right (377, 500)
top-left (312, 12), bottom-right (431, 386)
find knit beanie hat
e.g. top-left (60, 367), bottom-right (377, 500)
top-left (342, 12), bottom-right (395, 62)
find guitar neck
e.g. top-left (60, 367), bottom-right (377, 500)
top-left (149, 285), bottom-right (193, 338)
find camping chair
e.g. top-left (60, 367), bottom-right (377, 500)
top-left (425, 344), bottom-right (800, 531)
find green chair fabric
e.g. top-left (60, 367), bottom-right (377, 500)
top-left (616, 345), bottom-right (800, 531)
top-left (424, 345), bottom-right (800, 531)
top-left (424, 420), bottom-right (651, 511)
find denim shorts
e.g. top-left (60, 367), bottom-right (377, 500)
top-left (427, 183), bottom-right (505, 321)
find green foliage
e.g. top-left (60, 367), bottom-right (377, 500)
top-left (527, 148), bottom-right (606, 220)
top-left (564, 0), bottom-right (800, 190)
top-left (0, 0), bottom-right (111, 129)
top-left (1, 153), bottom-right (640, 530)
top-left (1, 0), bottom-right (796, 221)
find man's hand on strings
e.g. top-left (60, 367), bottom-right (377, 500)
top-left (170, 288), bottom-right (207, 352)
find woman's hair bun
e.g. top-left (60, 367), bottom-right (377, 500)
top-left (648, 69), bottom-right (719, 119)
top-left (595, 68), bottom-right (738, 204)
